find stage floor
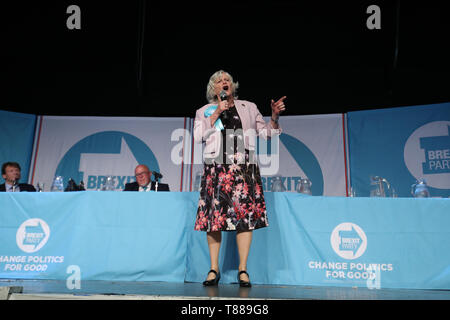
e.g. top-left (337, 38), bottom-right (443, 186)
top-left (1, 279), bottom-right (449, 300)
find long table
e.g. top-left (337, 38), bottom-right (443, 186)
top-left (1, 192), bottom-right (449, 289)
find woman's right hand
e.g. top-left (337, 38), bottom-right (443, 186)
top-left (210, 94), bottom-right (230, 126)
top-left (216, 94), bottom-right (230, 114)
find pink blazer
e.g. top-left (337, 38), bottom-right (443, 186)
top-left (193, 99), bottom-right (282, 158)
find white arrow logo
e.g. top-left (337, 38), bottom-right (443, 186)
top-left (79, 138), bottom-right (139, 187)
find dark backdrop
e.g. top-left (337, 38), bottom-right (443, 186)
top-left (1, 1), bottom-right (449, 119)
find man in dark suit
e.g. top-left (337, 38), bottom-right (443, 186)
top-left (123, 164), bottom-right (170, 192)
top-left (0, 162), bottom-right (36, 192)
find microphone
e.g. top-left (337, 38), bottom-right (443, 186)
top-left (152, 172), bottom-right (163, 192)
top-left (219, 89), bottom-right (229, 120)
top-left (153, 171), bottom-right (163, 180)
top-left (11, 180), bottom-right (17, 192)
top-left (219, 90), bottom-right (228, 101)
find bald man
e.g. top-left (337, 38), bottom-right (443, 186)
top-left (123, 164), bottom-right (170, 192)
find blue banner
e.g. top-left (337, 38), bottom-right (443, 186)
top-left (0, 191), bottom-right (196, 282)
top-left (1, 192), bottom-right (449, 289)
top-left (0, 110), bottom-right (36, 184)
top-left (186, 192), bottom-right (450, 289)
top-left (347, 102), bottom-right (450, 198)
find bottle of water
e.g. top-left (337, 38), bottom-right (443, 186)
top-left (271, 176), bottom-right (286, 192)
top-left (411, 178), bottom-right (430, 198)
top-left (101, 176), bottom-right (115, 191)
top-left (51, 176), bottom-right (64, 192)
top-left (296, 178), bottom-right (312, 195)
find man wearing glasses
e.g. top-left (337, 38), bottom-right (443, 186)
top-left (123, 164), bottom-right (170, 192)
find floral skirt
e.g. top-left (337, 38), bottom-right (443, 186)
top-left (194, 153), bottom-right (269, 232)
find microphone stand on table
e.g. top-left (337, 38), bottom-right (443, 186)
top-left (153, 172), bottom-right (163, 192)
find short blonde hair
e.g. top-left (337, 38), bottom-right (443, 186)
top-left (206, 70), bottom-right (239, 103)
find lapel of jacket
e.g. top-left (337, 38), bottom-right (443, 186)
top-left (234, 100), bottom-right (249, 131)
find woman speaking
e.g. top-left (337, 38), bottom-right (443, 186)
top-left (193, 70), bottom-right (286, 287)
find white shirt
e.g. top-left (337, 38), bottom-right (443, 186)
top-left (5, 182), bottom-right (20, 192)
top-left (138, 184), bottom-right (151, 192)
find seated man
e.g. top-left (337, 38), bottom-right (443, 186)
top-left (123, 164), bottom-right (170, 192)
top-left (0, 162), bottom-right (36, 192)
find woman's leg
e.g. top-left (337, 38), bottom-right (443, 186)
top-left (236, 230), bottom-right (253, 281)
top-left (206, 231), bottom-right (222, 280)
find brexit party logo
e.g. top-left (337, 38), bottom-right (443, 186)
top-left (16, 218), bottom-right (50, 253)
top-left (404, 121), bottom-right (450, 190)
top-left (55, 131), bottom-right (160, 190)
top-left (258, 133), bottom-right (324, 195)
top-left (330, 223), bottom-right (367, 260)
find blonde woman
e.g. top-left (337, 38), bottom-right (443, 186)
top-left (193, 70), bottom-right (286, 287)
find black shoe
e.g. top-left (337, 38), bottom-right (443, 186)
top-left (237, 270), bottom-right (252, 288)
top-left (203, 269), bottom-right (220, 286)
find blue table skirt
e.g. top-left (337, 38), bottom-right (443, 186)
top-left (1, 192), bottom-right (449, 289)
